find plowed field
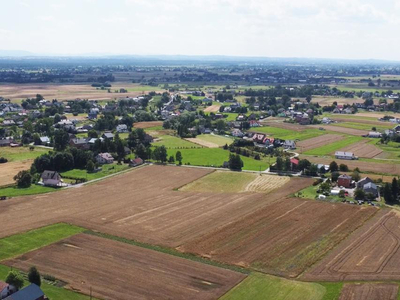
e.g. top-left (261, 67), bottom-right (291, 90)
top-left (4, 234), bottom-right (245, 300)
top-left (337, 140), bottom-right (382, 158)
top-left (308, 125), bottom-right (368, 136)
top-left (181, 198), bottom-right (377, 277)
top-left (133, 121), bottom-right (163, 128)
top-left (339, 283), bottom-right (398, 300)
top-left (297, 134), bottom-right (344, 153)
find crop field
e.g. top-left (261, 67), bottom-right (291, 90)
top-left (332, 121), bottom-right (392, 131)
top-left (304, 210), bottom-right (400, 281)
top-left (153, 135), bottom-right (201, 149)
top-left (308, 125), bottom-right (368, 136)
top-left (311, 96), bottom-right (364, 107)
top-left (133, 121), bottom-right (163, 129)
top-left (297, 134), bottom-right (344, 153)
top-left (253, 126), bottom-right (326, 141)
top-left (0, 166), bottom-right (309, 248)
top-left (303, 136), bottom-right (363, 156)
top-left (220, 273), bottom-right (326, 300)
top-left (4, 233), bottom-right (245, 300)
top-left (0, 160), bottom-right (32, 186)
top-left (204, 104), bottom-right (221, 112)
top-left (338, 283), bottom-right (398, 300)
top-left (244, 174), bottom-right (290, 193)
top-left (186, 134), bottom-right (233, 148)
top-left (356, 112), bottom-right (400, 119)
top-left (303, 156), bottom-right (400, 176)
top-left (330, 116), bottom-right (394, 127)
top-left (185, 137), bottom-right (220, 148)
top-left (259, 120), bottom-right (305, 132)
top-left (338, 140), bottom-right (383, 158)
top-left (0, 146), bottom-right (48, 162)
top-left (181, 197), bottom-right (377, 277)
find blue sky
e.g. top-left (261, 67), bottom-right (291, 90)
top-left (0, 0), bottom-right (399, 60)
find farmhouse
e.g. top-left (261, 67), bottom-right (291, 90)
top-left (69, 138), bottom-right (90, 150)
top-left (356, 177), bottom-right (373, 189)
top-left (283, 140), bottom-right (296, 150)
top-left (96, 153), bottom-right (114, 164)
top-left (338, 174), bottom-right (352, 188)
top-left (0, 281), bottom-right (16, 300)
top-left (363, 182), bottom-right (378, 197)
top-left (130, 157), bottom-right (144, 167)
top-left (41, 170), bottom-right (63, 187)
top-left (335, 151), bottom-right (357, 160)
top-left (231, 129), bottom-right (244, 137)
top-left (4, 284), bottom-right (46, 300)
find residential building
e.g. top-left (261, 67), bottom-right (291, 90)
top-left (96, 153), bottom-right (114, 164)
top-left (130, 157), bottom-right (144, 167)
top-left (102, 132), bottom-right (114, 140)
top-left (356, 177), bottom-right (373, 189)
top-left (231, 129), bottom-right (244, 137)
top-left (41, 170), bottom-right (62, 187)
top-left (0, 139), bottom-right (11, 147)
top-left (0, 281), bottom-right (16, 300)
top-left (363, 182), bottom-right (378, 197)
top-left (116, 124), bottom-right (128, 133)
top-left (368, 131), bottom-right (382, 138)
top-left (69, 138), bottom-right (90, 150)
top-left (338, 174), bottom-right (352, 188)
top-left (335, 151), bottom-right (357, 160)
top-left (283, 140), bottom-right (296, 150)
top-left (4, 284), bottom-right (46, 300)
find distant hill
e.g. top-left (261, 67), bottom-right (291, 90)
top-left (0, 50), bottom-right (35, 57)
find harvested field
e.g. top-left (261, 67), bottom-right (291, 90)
top-left (337, 140), bottom-right (383, 158)
top-left (338, 283), bottom-right (398, 300)
top-left (181, 198), bottom-right (377, 277)
top-left (304, 210), bottom-right (400, 281)
top-left (297, 134), bottom-right (344, 153)
top-left (303, 156), bottom-right (400, 176)
top-left (331, 116), bottom-right (392, 127)
top-left (204, 105), bottom-right (221, 112)
top-left (0, 166), bottom-right (312, 247)
top-left (260, 120), bottom-right (304, 132)
top-left (308, 125), bottom-right (368, 136)
top-left (185, 138), bottom-right (219, 148)
top-left (356, 112), bottom-right (400, 119)
top-left (4, 234), bottom-right (245, 300)
top-left (0, 160), bottom-right (32, 186)
top-left (133, 121), bottom-right (163, 129)
top-left (244, 174), bottom-right (290, 193)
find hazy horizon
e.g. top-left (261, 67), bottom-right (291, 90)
top-left (1, 0), bottom-right (399, 61)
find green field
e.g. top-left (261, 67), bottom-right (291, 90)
top-left (167, 148), bottom-right (274, 171)
top-left (195, 134), bottom-right (234, 147)
top-left (304, 136), bottom-right (363, 156)
top-left (221, 273), bottom-right (326, 300)
top-left (153, 135), bottom-right (201, 149)
top-left (180, 171), bottom-right (256, 193)
top-left (0, 223), bottom-right (84, 261)
top-left (61, 163), bottom-right (129, 181)
top-left (0, 184), bottom-right (55, 198)
top-left (254, 127), bottom-right (326, 141)
top-left (0, 147), bottom-right (48, 162)
top-left (332, 121), bottom-right (392, 131)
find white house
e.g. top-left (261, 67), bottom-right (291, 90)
top-left (96, 153), bottom-right (114, 164)
top-left (116, 124), bottom-right (128, 133)
top-left (41, 170), bottom-right (63, 187)
top-left (0, 281), bottom-right (16, 299)
top-left (335, 151), bottom-right (357, 160)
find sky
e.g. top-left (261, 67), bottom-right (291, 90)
top-left (0, 0), bottom-right (399, 60)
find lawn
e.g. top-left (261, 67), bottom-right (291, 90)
top-left (0, 223), bottom-right (84, 261)
top-left (0, 146), bottom-right (48, 162)
top-left (61, 163), bottom-right (129, 181)
top-left (196, 134), bottom-right (234, 147)
top-left (180, 171), bottom-right (256, 193)
top-left (220, 273), bottom-right (326, 300)
top-left (153, 135), bottom-right (201, 149)
top-left (303, 136), bottom-right (363, 156)
top-left (319, 282), bottom-right (344, 300)
top-left (0, 185), bottom-right (56, 198)
top-left (166, 148), bottom-right (274, 171)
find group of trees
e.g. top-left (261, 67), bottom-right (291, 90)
top-left (152, 146), bottom-right (183, 165)
top-left (5, 266), bottom-right (41, 291)
top-left (383, 178), bottom-right (400, 205)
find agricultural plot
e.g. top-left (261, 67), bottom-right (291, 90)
top-left (311, 96), bottom-right (364, 107)
top-left (244, 174), bottom-right (290, 193)
top-left (259, 120), bottom-right (304, 132)
top-left (153, 135), bottom-right (201, 148)
top-left (304, 210), bottom-right (400, 281)
top-left (303, 136), bottom-right (363, 156)
top-left (204, 104), bottom-right (221, 112)
top-left (186, 134), bottom-right (233, 148)
top-left (308, 125), bottom-right (368, 136)
top-left (181, 198), bottom-right (377, 277)
top-left (337, 140), bottom-right (383, 158)
top-left (332, 121), bottom-right (392, 131)
top-left (330, 116), bottom-right (394, 127)
top-left (0, 166), bottom-right (308, 248)
top-left (0, 146), bottom-right (48, 162)
top-left (297, 134), bottom-right (344, 153)
top-left (338, 283), bottom-right (398, 300)
top-left (133, 121), bottom-right (163, 129)
top-left (0, 160), bottom-right (32, 186)
top-left (4, 234), bottom-right (245, 300)
top-left (185, 138), bottom-right (220, 148)
top-left (253, 126), bottom-right (326, 141)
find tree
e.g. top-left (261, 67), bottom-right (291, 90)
top-left (351, 171), bottom-right (361, 182)
top-left (354, 188), bottom-right (365, 200)
top-left (275, 157), bottom-right (283, 171)
top-left (329, 161), bottom-right (338, 172)
top-left (6, 271), bottom-right (24, 290)
top-left (176, 151), bottom-right (183, 165)
top-left (331, 171), bottom-right (340, 182)
top-left (168, 156), bottom-right (175, 163)
top-left (284, 158), bottom-right (291, 171)
top-left (384, 183), bottom-right (393, 204)
top-left (392, 178), bottom-right (399, 201)
top-left (298, 159), bottom-right (311, 172)
top-left (339, 164), bottom-right (349, 172)
top-left (53, 129), bottom-right (70, 151)
top-left (153, 146), bottom-right (168, 163)
top-left (14, 170), bottom-right (32, 188)
top-left (228, 154), bottom-right (243, 171)
top-left (338, 190), bottom-right (346, 198)
top-left (86, 160), bottom-right (95, 173)
top-left (28, 266), bottom-right (41, 287)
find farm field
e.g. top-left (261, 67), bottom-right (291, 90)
top-left (244, 174), bottom-right (290, 193)
top-left (61, 163), bottom-right (129, 181)
top-left (0, 166), bottom-right (310, 248)
top-left (302, 156), bottom-right (400, 176)
top-left (0, 184), bottom-right (55, 198)
top-left (204, 104), bottom-right (221, 112)
top-left (338, 140), bottom-right (383, 158)
top-left (259, 120), bottom-right (304, 132)
top-left (153, 135), bottom-right (201, 148)
top-left (133, 121), bottom-right (163, 129)
top-left (308, 125), bottom-right (368, 136)
top-left (252, 126), bottom-right (326, 141)
top-left (4, 233), bottom-right (245, 300)
top-left (220, 273), bottom-right (326, 300)
top-left (303, 210), bottom-right (400, 281)
top-left (311, 96), bottom-right (364, 107)
top-left (332, 121), bottom-right (392, 131)
top-left (181, 197), bottom-right (377, 277)
top-left (185, 137), bottom-right (220, 148)
top-left (0, 160), bottom-right (33, 186)
top-left (303, 136), bottom-right (363, 156)
top-left (0, 146), bottom-right (48, 162)
top-left (356, 112), bottom-right (400, 119)
top-left (185, 134), bottom-right (233, 148)
top-left (330, 116), bottom-right (394, 127)
top-left (338, 283), bottom-right (398, 300)
top-left (297, 134), bottom-right (344, 153)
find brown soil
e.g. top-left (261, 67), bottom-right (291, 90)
top-left (303, 210), bottom-right (400, 281)
top-left (181, 198), bottom-right (377, 278)
top-left (185, 138), bottom-right (219, 148)
top-left (339, 283), bottom-right (398, 300)
top-left (0, 160), bottom-right (32, 186)
top-left (0, 166), bottom-right (310, 247)
top-left (4, 233), bottom-right (245, 300)
top-left (133, 121), bottom-right (163, 129)
top-left (331, 116), bottom-right (391, 127)
top-left (260, 120), bottom-right (305, 131)
top-left (204, 105), bottom-right (221, 112)
top-left (337, 140), bottom-right (383, 158)
top-left (307, 125), bottom-right (369, 136)
top-left (297, 134), bottom-right (344, 153)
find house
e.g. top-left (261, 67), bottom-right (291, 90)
top-left (338, 174), bottom-right (352, 188)
top-left (0, 139), bottom-right (11, 147)
top-left (96, 153), bottom-right (114, 164)
top-left (368, 131), bottom-right (382, 138)
top-left (283, 140), bottom-right (296, 150)
top-left (290, 158), bottom-right (299, 170)
top-left (2, 120), bottom-right (15, 126)
top-left (253, 133), bottom-right (266, 144)
top-left (363, 182), bottom-right (378, 197)
top-left (0, 281), bottom-right (16, 300)
top-left (102, 132), bottom-right (114, 140)
top-left (231, 129), bottom-right (244, 137)
top-left (249, 120), bottom-right (261, 127)
top-left (39, 136), bottom-right (50, 145)
top-left (69, 138), bottom-right (90, 150)
top-left (4, 284), bottom-right (46, 300)
top-left (236, 114), bottom-right (246, 121)
top-left (116, 124), bottom-right (128, 133)
top-left (130, 157), bottom-right (144, 167)
top-left (335, 151), bottom-right (357, 160)
top-left (322, 117), bottom-right (332, 124)
top-left (356, 177), bottom-right (373, 189)
top-left (41, 170), bottom-right (63, 187)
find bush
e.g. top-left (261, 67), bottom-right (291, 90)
top-left (0, 157), bottom-right (8, 163)
top-left (14, 170), bottom-right (32, 188)
top-left (339, 164), bottom-right (349, 172)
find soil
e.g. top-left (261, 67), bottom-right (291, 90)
top-left (0, 160), bottom-right (33, 186)
top-left (339, 283), bottom-right (398, 300)
top-left (297, 134), bottom-right (344, 153)
top-left (337, 140), bottom-right (382, 158)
